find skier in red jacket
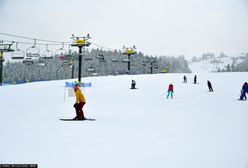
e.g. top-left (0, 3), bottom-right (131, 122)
top-left (167, 83), bottom-right (174, 99)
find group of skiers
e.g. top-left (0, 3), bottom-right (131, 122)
top-left (71, 77), bottom-right (247, 120)
top-left (183, 75), bottom-right (213, 91)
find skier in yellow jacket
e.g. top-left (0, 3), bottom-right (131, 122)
top-left (73, 84), bottom-right (86, 120)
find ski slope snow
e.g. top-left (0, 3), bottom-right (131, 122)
top-left (0, 64), bottom-right (248, 168)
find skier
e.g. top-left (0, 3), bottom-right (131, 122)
top-left (73, 83), bottom-right (86, 120)
top-left (167, 83), bottom-right (174, 99)
top-left (239, 82), bottom-right (248, 100)
top-left (194, 75), bottom-right (197, 84)
top-left (131, 80), bottom-right (136, 89)
top-left (207, 80), bottom-right (213, 92)
top-left (183, 75), bottom-right (187, 83)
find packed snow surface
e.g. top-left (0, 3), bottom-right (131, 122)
top-left (0, 64), bottom-right (248, 168)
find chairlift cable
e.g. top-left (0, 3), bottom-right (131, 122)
top-left (0, 32), bottom-right (71, 44)
top-left (1, 32), bottom-right (130, 52)
top-left (0, 39), bottom-right (73, 46)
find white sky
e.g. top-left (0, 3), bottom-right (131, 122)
top-left (0, 0), bottom-right (248, 59)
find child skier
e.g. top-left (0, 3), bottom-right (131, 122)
top-left (167, 83), bottom-right (174, 99)
top-left (73, 84), bottom-right (86, 120)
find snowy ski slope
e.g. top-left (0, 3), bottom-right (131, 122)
top-left (0, 63), bottom-right (248, 168)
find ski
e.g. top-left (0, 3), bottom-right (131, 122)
top-left (60, 118), bottom-right (95, 121)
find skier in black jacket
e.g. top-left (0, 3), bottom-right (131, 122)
top-left (207, 80), bottom-right (213, 92)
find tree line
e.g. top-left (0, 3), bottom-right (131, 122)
top-left (3, 49), bottom-right (191, 83)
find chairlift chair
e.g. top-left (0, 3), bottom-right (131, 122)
top-left (55, 43), bottom-right (66, 61)
top-left (42, 44), bottom-right (54, 59)
top-left (153, 64), bottom-right (159, 69)
top-left (0, 43), bottom-right (14, 52)
top-left (91, 72), bottom-right (98, 76)
top-left (37, 58), bottom-right (46, 67)
top-left (122, 58), bottom-right (129, 62)
top-left (11, 43), bottom-right (25, 60)
top-left (84, 55), bottom-right (93, 61)
top-left (23, 57), bottom-right (33, 65)
top-left (111, 58), bottom-right (118, 62)
top-left (26, 40), bottom-right (40, 57)
top-left (64, 45), bottom-right (76, 60)
top-left (11, 49), bottom-right (25, 60)
top-left (87, 66), bottom-right (95, 72)
top-left (97, 54), bottom-right (105, 62)
top-left (61, 60), bottom-right (70, 67)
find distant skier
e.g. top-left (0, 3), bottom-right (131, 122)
top-left (239, 82), bottom-right (248, 100)
top-left (131, 80), bottom-right (136, 89)
top-left (207, 80), bottom-right (214, 92)
top-left (73, 83), bottom-right (86, 120)
top-left (167, 83), bottom-right (174, 99)
top-left (183, 75), bottom-right (187, 83)
top-left (194, 75), bottom-right (197, 84)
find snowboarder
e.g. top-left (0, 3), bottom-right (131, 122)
top-left (183, 75), bottom-right (187, 83)
top-left (131, 80), bottom-right (136, 89)
top-left (194, 75), bottom-right (197, 84)
top-left (167, 83), bottom-right (174, 99)
top-left (239, 82), bottom-right (248, 100)
top-left (207, 80), bottom-right (213, 92)
top-left (73, 84), bottom-right (86, 120)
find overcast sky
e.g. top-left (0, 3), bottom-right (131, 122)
top-left (0, 0), bottom-right (248, 59)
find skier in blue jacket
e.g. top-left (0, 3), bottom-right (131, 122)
top-left (239, 82), bottom-right (248, 100)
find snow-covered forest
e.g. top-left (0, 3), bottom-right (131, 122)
top-left (3, 49), bottom-right (191, 82)
top-left (190, 52), bottom-right (248, 72)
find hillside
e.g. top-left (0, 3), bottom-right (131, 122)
top-left (189, 55), bottom-right (245, 73)
top-left (0, 64), bottom-right (248, 168)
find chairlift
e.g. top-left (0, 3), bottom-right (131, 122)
top-left (61, 60), bottom-right (70, 67)
top-left (55, 43), bottom-right (67, 61)
top-left (0, 42), bottom-right (14, 52)
top-left (111, 58), bottom-right (118, 62)
top-left (84, 53), bottom-right (93, 61)
top-left (26, 39), bottom-right (40, 57)
top-left (97, 54), bottom-right (105, 62)
top-left (23, 57), bottom-right (33, 65)
top-left (153, 64), bottom-right (159, 69)
top-left (64, 46), bottom-right (75, 60)
top-left (11, 43), bottom-right (25, 60)
top-left (122, 58), bottom-right (129, 62)
top-left (42, 44), bottom-right (54, 59)
top-left (87, 66), bottom-right (95, 72)
top-left (91, 72), bottom-right (98, 76)
top-left (37, 58), bottom-right (46, 67)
